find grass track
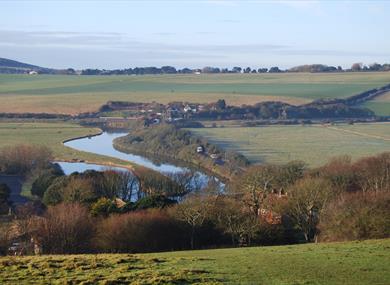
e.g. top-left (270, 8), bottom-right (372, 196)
top-left (0, 239), bottom-right (389, 284)
top-left (1, 72), bottom-right (390, 114)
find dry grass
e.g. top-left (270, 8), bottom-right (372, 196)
top-left (0, 92), bottom-right (309, 115)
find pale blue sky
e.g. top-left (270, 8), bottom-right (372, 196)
top-left (1, 0), bottom-right (389, 69)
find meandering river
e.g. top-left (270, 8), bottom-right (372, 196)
top-left (57, 132), bottom-right (224, 189)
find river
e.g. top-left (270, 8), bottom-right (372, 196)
top-left (58, 132), bottom-right (224, 189)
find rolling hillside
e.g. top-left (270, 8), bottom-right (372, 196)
top-left (1, 72), bottom-right (390, 114)
top-left (0, 239), bottom-right (389, 284)
top-left (0, 57), bottom-right (53, 74)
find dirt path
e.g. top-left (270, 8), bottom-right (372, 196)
top-left (324, 125), bottom-right (390, 142)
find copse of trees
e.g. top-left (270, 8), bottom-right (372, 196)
top-left (319, 191), bottom-right (390, 241)
top-left (31, 203), bottom-right (95, 254)
top-left (31, 163), bottom-right (64, 198)
top-left (42, 170), bottom-right (138, 206)
top-left (95, 209), bottom-right (187, 253)
top-left (0, 145), bottom-right (52, 175)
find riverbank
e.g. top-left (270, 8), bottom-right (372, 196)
top-left (61, 131), bottom-right (136, 172)
top-left (112, 124), bottom-right (249, 180)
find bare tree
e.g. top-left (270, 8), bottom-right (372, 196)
top-left (353, 152), bottom-right (390, 193)
top-left (232, 165), bottom-right (279, 216)
top-left (0, 144), bottom-right (52, 175)
top-left (286, 177), bottom-right (333, 242)
top-left (102, 170), bottom-right (139, 201)
top-left (173, 194), bottom-right (216, 249)
top-left (213, 197), bottom-right (259, 246)
top-left (32, 203), bottom-right (95, 254)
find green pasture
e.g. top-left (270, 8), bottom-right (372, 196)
top-left (0, 122), bottom-right (131, 168)
top-left (0, 239), bottom-right (389, 284)
top-left (361, 91), bottom-right (390, 116)
top-left (1, 72), bottom-right (390, 114)
top-left (188, 123), bottom-right (390, 167)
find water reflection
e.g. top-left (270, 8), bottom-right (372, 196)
top-left (55, 161), bottom-right (127, 175)
top-left (65, 132), bottom-right (185, 173)
top-left (62, 132), bottom-right (224, 190)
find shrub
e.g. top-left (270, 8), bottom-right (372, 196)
top-left (95, 210), bottom-right (186, 253)
top-left (31, 163), bottom-right (64, 197)
top-left (32, 203), bottom-right (95, 254)
top-left (90, 197), bottom-right (118, 217)
top-left (0, 144), bottom-right (52, 175)
top-left (319, 191), bottom-right (390, 242)
top-left (133, 195), bottom-right (176, 210)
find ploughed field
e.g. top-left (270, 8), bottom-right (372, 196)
top-left (1, 72), bottom-right (390, 114)
top-left (188, 123), bottom-right (390, 167)
top-left (0, 122), bottom-right (130, 167)
top-left (0, 239), bottom-right (389, 284)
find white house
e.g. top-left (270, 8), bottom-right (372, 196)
top-left (196, 146), bottom-right (204, 153)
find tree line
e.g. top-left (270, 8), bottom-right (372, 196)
top-left (80, 63), bottom-right (390, 75)
top-left (0, 144), bottom-right (389, 255)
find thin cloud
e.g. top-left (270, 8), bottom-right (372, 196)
top-left (219, 19), bottom-right (241, 23)
top-left (202, 0), bottom-right (239, 7)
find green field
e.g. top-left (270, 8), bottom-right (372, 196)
top-left (0, 122), bottom-right (132, 169)
top-left (0, 239), bottom-right (389, 284)
top-left (1, 72), bottom-right (390, 114)
top-left (188, 123), bottom-right (390, 167)
top-left (361, 91), bottom-right (390, 116)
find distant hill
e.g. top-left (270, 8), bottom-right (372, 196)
top-left (0, 57), bottom-right (76, 74)
top-left (0, 58), bottom-right (44, 69)
top-left (0, 57), bottom-right (52, 74)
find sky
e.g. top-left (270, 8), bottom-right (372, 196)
top-left (1, 0), bottom-right (389, 69)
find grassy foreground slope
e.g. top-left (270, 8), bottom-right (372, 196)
top-left (0, 239), bottom-right (389, 284)
top-left (189, 123), bottom-right (390, 167)
top-left (1, 72), bottom-right (390, 114)
top-left (0, 122), bottom-right (132, 168)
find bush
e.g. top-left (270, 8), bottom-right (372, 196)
top-left (90, 197), bottom-right (118, 217)
top-left (0, 144), bottom-right (52, 175)
top-left (133, 195), bottom-right (176, 210)
top-left (319, 191), bottom-right (390, 242)
top-left (95, 210), bottom-right (186, 253)
top-left (31, 163), bottom-right (64, 197)
top-left (33, 203), bottom-right (95, 254)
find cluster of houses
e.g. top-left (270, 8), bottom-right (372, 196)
top-left (100, 101), bottom-right (222, 126)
